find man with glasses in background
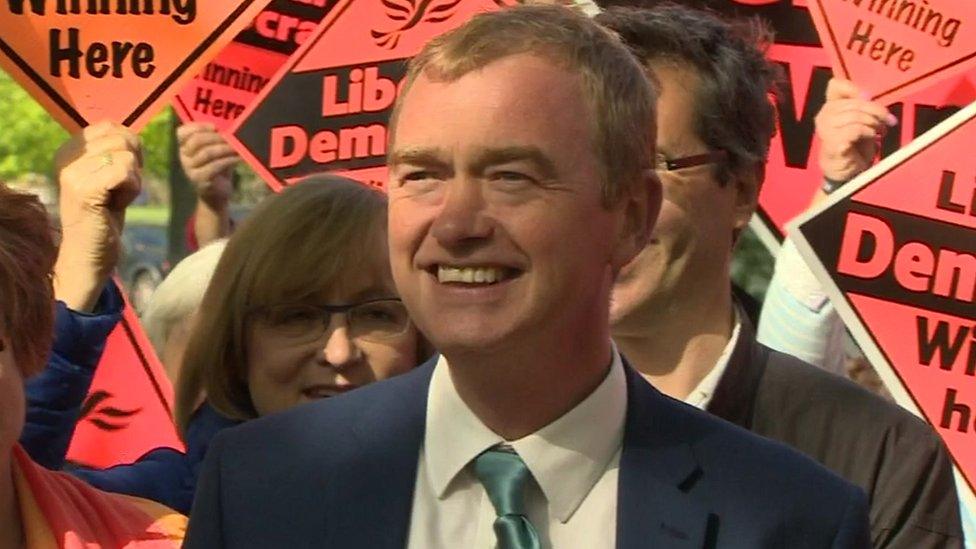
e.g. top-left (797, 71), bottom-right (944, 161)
top-left (599, 5), bottom-right (963, 547)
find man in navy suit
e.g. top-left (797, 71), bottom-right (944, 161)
top-left (185, 5), bottom-right (871, 548)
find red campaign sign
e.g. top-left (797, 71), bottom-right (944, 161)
top-left (229, 0), bottom-right (517, 192)
top-left (711, 1), bottom-right (976, 250)
top-left (0, 0), bottom-right (273, 132)
top-left (172, 0), bottom-right (339, 130)
top-left (790, 102), bottom-right (976, 507)
top-left (807, 0), bottom-right (976, 104)
top-left (67, 292), bottom-right (183, 469)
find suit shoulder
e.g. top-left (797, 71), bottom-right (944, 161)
top-left (758, 348), bottom-right (944, 448)
top-left (657, 390), bottom-right (862, 495)
top-left (642, 393), bottom-right (870, 543)
top-left (214, 363), bottom-right (432, 467)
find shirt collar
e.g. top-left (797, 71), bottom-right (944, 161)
top-left (423, 345), bottom-right (627, 523)
top-left (684, 309), bottom-right (742, 410)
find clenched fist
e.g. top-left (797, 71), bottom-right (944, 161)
top-left (54, 121), bottom-right (142, 312)
top-left (815, 78), bottom-right (897, 185)
top-left (177, 122), bottom-right (239, 210)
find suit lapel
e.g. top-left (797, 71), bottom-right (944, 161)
top-left (706, 316), bottom-right (767, 429)
top-left (322, 358), bottom-right (436, 548)
top-left (617, 365), bottom-right (712, 549)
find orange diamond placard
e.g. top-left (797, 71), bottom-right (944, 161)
top-left (791, 101), bottom-right (976, 508)
top-left (0, 0), bottom-right (274, 131)
top-left (229, 0), bottom-right (516, 192)
top-left (808, 0), bottom-right (976, 104)
top-left (696, 2), bottom-right (976, 252)
top-left (172, 0), bottom-right (339, 131)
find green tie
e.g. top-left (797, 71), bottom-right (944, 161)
top-left (473, 448), bottom-right (542, 549)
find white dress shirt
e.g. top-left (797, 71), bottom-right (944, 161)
top-left (406, 348), bottom-right (627, 549)
top-left (683, 312), bottom-right (742, 410)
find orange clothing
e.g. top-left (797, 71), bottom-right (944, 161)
top-left (12, 445), bottom-right (185, 548)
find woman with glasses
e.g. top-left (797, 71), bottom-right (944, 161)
top-left (41, 175), bottom-right (425, 516)
top-left (176, 173), bottom-right (421, 427)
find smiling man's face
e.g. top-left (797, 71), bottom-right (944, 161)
top-left (387, 54), bottom-right (628, 355)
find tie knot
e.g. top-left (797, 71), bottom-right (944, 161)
top-left (473, 448), bottom-right (533, 517)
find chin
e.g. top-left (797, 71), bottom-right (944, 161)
top-left (426, 321), bottom-right (517, 358)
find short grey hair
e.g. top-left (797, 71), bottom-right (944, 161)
top-left (392, 3), bottom-right (656, 206)
top-left (141, 239), bottom-right (227, 376)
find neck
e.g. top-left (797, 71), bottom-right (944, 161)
top-left (0, 453), bottom-right (23, 549)
top-left (615, 285), bottom-right (734, 401)
top-left (446, 320), bottom-right (614, 441)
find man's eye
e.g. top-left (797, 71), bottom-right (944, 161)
top-left (490, 171), bottom-right (534, 183)
top-left (401, 170), bottom-right (438, 182)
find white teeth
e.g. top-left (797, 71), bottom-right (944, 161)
top-left (438, 266), bottom-right (505, 284)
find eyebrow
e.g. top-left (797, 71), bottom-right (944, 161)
top-left (471, 146), bottom-right (558, 180)
top-left (388, 146), bottom-right (559, 180)
top-left (388, 147), bottom-right (447, 168)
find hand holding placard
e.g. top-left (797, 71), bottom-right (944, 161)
top-left (177, 122), bottom-right (238, 209)
top-left (815, 78), bottom-right (897, 185)
top-left (53, 121), bottom-right (142, 313)
top-left (790, 101), bottom-right (976, 509)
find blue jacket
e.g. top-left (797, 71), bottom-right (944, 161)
top-left (19, 282), bottom-right (237, 514)
top-left (21, 283), bottom-right (125, 468)
top-left (185, 357), bottom-right (871, 548)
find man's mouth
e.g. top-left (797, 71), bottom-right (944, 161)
top-left (436, 265), bottom-right (518, 285)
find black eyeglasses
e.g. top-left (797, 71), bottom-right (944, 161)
top-left (249, 299), bottom-right (412, 343)
top-left (655, 150), bottom-right (728, 172)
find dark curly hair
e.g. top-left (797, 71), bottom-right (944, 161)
top-left (596, 2), bottom-right (781, 186)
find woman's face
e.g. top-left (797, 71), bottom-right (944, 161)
top-left (0, 334), bottom-right (24, 455)
top-left (245, 242), bottom-right (420, 417)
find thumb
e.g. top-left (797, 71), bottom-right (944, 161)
top-left (825, 78), bottom-right (864, 102)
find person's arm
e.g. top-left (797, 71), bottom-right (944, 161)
top-left (177, 123), bottom-right (238, 249)
top-left (52, 121), bottom-right (142, 313)
top-left (758, 78), bottom-right (895, 374)
top-left (69, 448), bottom-right (195, 514)
top-left (757, 237), bottom-right (847, 374)
top-left (37, 401), bottom-right (233, 517)
top-left (19, 282), bottom-right (123, 469)
top-left (870, 430), bottom-right (964, 548)
top-left (963, 508), bottom-right (975, 549)
top-left (19, 122), bottom-right (141, 467)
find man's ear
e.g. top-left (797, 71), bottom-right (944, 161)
top-left (612, 169), bottom-right (662, 271)
top-left (732, 163), bottom-right (763, 231)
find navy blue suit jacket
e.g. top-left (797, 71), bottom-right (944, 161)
top-left (185, 358), bottom-right (870, 548)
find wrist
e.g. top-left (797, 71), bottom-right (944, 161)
top-left (197, 193), bottom-right (231, 214)
top-left (821, 176), bottom-right (848, 194)
top-left (53, 254), bottom-right (112, 313)
top-left (53, 273), bottom-right (105, 313)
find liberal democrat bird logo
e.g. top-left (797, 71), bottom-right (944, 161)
top-left (372, 0), bottom-right (463, 49)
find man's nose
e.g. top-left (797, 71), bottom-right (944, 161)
top-left (430, 178), bottom-right (493, 247)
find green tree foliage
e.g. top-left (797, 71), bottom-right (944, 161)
top-left (0, 68), bottom-right (173, 189)
top-left (0, 69), bottom-right (68, 180)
